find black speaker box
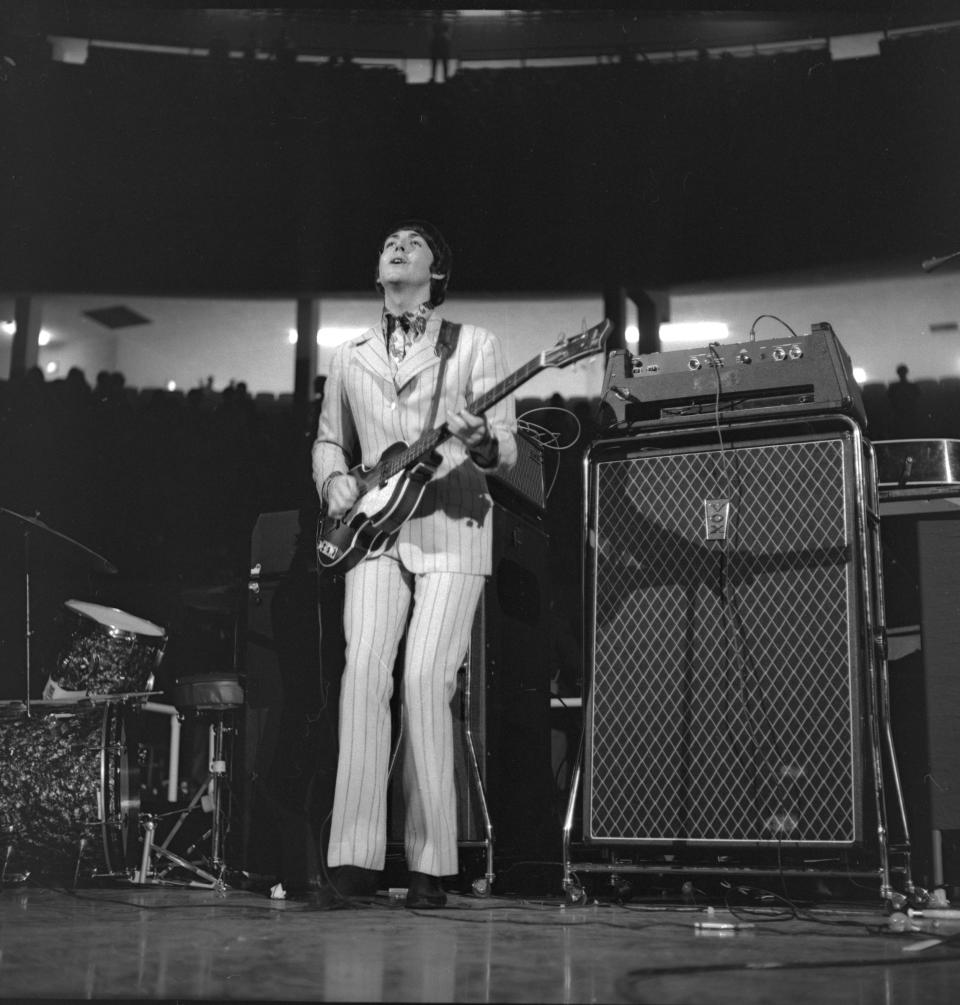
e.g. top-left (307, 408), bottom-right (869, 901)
top-left (242, 508), bottom-right (343, 889)
top-left (882, 497), bottom-right (960, 888)
top-left (584, 423), bottom-right (872, 847)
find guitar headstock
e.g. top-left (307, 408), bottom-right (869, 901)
top-left (541, 319), bottom-right (613, 369)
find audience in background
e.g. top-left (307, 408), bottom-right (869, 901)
top-left (0, 368), bottom-right (308, 587)
top-left (887, 363), bottom-right (924, 439)
top-left (429, 15), bottom-right (452, 83)
top-left (1, 363), bottom-right (954, 592)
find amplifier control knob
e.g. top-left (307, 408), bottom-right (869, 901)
top-left (688, 357), bottom-right (702, 370)
top-left (737, 350), bottom-right (751, 364)
top-left (788, 344), bottom-right (804, 360)
top-left (772, 346), bottom-right (787, 361)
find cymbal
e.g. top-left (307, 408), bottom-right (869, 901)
top-left (0, 508), bottom-right (118, 575)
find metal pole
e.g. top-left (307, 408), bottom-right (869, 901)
top-left (24, 529), bottom-right (32, 714)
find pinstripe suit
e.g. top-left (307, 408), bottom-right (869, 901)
top-left (312, 314), bottom-right (517, 875)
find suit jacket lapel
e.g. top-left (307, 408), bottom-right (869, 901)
top-left (393, 316), bottom-right (444, 391)
top-left (352, 328), bottom-right (392, 381)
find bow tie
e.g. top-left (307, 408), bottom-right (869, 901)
top-left (385, 312), bottom-right (424, 336)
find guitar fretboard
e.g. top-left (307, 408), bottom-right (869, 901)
top-left (378, 354), bottom-right (544, 482)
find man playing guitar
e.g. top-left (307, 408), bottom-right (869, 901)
top-left (311, 219), bottom-right (518, 909)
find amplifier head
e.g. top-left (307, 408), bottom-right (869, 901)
top-left (600, 322), bottom-right (865, 434)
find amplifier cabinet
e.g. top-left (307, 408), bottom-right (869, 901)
top-left (487, 430), bottom-right (546, 515)
top-left (882, 495), bottom-right (960, 888)
top-left (584, 422), bottom-right (872, 847)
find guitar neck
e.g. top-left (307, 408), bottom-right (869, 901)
top-left (379, 355), bottom-right (544, 481)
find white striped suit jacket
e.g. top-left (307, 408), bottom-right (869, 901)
top-left (312, 314), bottom-right (518, 575)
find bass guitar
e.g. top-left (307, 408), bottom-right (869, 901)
top-left (315, 318), bottom-right (611, 573)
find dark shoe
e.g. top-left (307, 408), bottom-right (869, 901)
top-left (405, 871), bottom-right (447, 909)
top-left (332, 865), bottom-right (381, 898)
top-left (310, 866), bottom-right (381, 909)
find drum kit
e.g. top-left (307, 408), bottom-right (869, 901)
top-left (0, 507), bottom-right (239, 891)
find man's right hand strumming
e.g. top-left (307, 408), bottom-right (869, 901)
top-left (325, 473), bottom-right (360, 518)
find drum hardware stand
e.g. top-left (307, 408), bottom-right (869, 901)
top-left (71, 836), bottom-right (90, 889)
top-left (135, 711), bottom-right (233, 891)
top-left (136, 816), bottom-right (223, 890)
top-left (2, 827), bottom-right (95, 890)
top-left (134, 675), bottom-right (242, 892)
top-left (1, 826), bottom-right (30, 886)
top-left (18, 518), bottom-right (34, 717)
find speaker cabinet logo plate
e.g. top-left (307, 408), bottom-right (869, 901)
top-left (704, 498), bottom-right (731, 540)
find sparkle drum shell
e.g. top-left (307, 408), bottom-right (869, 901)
top-left (53, 600), bottom-right (166, 695)
top-left (0, 703), bottom-right (140, 877)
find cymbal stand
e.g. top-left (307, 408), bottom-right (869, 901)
top-left (1, 506), bottom-right (118, 715)
top-left (21, 523), bottom-right (33, 716)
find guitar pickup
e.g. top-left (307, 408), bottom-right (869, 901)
top-left (317, 539), bottom-right (341, 561)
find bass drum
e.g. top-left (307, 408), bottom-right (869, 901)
top-left (0, 703), bottom-right (141, 879)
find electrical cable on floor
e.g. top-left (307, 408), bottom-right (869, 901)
top-left (14, 879), bottom-right (288, 912)
top-left (723, 883), bottom-right (899, 934)
top-left (614, 941), bottom-right (960, 1004)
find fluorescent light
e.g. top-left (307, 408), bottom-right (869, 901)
top-left (317, 327), bottom-right (364, 347)
top-left (829, 33), bottom-right (882, 61)
top-left (291, 327), bottom-right (362, 346)
top-left (659, 321), bottom-right (730, 344)
top-left (49, 36), bottom-right (89, 65)
top-left (290, 327), bottom-right (363, 346)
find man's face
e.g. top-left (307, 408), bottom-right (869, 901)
top-left (378, 229), bottom-right (435, 291)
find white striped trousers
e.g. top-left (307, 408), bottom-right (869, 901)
top-left (326, 554), bottom-right (484, 876)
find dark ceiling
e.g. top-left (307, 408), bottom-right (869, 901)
top-left (2, 5), bottom-right (960, 297)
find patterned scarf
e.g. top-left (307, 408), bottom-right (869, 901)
top-left (383, 304), bottom-right (430, 364)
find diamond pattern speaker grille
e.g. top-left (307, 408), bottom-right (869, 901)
top-left (585, 434), bottom-right (863, 845)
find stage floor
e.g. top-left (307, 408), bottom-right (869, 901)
top-left (1, 880), bottom-right (959, 1002)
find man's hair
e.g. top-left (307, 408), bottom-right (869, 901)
top-left (376, 219), bottom-right (452, 307)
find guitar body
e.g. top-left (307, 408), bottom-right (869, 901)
top-left (316, 442), bottom-right (442, 573)
top-left (314, 319), bottom-right (612, 573)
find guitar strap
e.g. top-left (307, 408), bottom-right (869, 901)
top-left (425, 320), bottom-right (461, 430)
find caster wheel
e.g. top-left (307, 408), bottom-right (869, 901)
top-left (887, 891), bottom-right (908, 912)
top-left (471, 878), bottom-right (491, 898)
top-left (565, 884), bottom-right (586, 906)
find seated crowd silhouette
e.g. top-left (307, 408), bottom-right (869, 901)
top-left (1, 362), bottom-right (957, 592)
